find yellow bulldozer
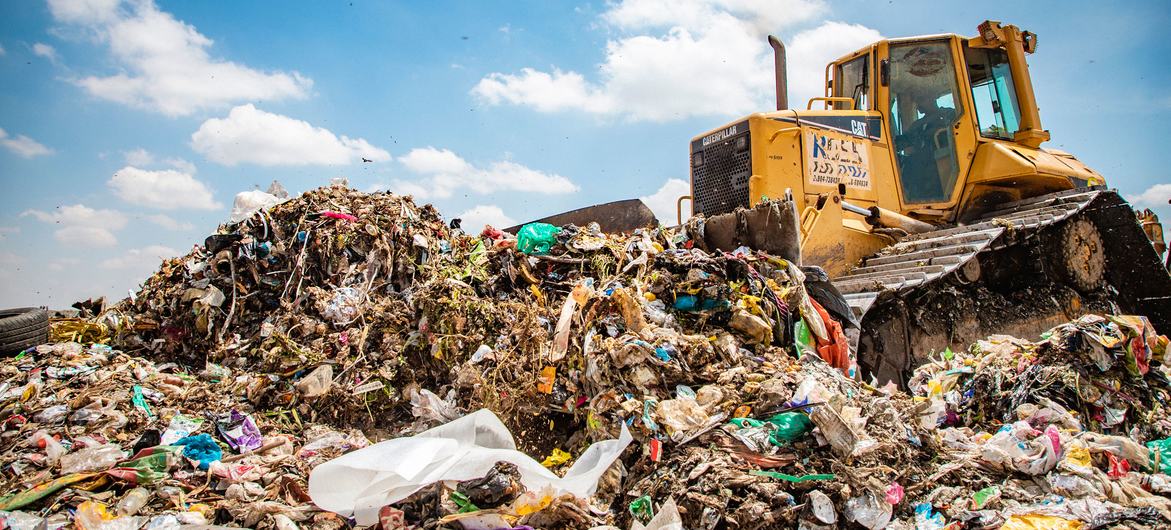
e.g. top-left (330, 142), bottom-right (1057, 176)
top-left (517, 21), bottom-right (1171, 386)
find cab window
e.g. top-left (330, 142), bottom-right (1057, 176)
top-left (965, 46), bottom-right (1021, 139)
top-left (834, 55), bottom-right (868, 110)
top-left (888, 41), bottom-right (962, 204)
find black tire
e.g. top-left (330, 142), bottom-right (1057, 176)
top-left (0, 316), bottom-right (49, 340)
top-left (0, 307), bottom-right (47, 334)
top-left (0, 307), bottom-right (49, 355)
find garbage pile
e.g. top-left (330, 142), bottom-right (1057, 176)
top-left (0, 184), bottom-right (1169, 530)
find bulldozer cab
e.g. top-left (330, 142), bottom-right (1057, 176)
top-left (825, 21), bottom-right (1066, 219)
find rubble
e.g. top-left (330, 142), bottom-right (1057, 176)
top-left (0, 184), bottom-right (1169, 529)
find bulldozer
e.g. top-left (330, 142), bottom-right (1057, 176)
top-left (517, 21), bottom-right (1171, 386)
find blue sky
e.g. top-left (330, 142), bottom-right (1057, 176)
top-left (1, 0), bottom-right (1168, 307)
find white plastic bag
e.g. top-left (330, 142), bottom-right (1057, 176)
top-left (308, 409), bottom-right (632, 525)
top-left (228, 190), bottom-right (282, 224)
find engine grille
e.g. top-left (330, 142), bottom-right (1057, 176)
top-left (691, 129), bottom-right (751, 217)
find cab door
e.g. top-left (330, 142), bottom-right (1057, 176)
top-left (880, 37), bottom-right (978, 214)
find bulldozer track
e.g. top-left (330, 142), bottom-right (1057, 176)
top-left (835, 187), bottom-right (1105, 313)
top-left (834, 187), bottom-right (1171, 385)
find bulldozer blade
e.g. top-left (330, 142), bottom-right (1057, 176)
top-left (692, 199), bottom-right (802, 265)
top-left (504, 198), bottom-right (658, 234)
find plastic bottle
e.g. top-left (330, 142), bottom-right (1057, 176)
top-left (59, 444), bottom-right (125, 474)
top-left (116, 487), bottom-right (151, 516)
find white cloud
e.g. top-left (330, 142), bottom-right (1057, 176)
top-left (399, 147), bottom-right (473, 174)
top-left (165, 157), bottom-right (197, 174)
top-left (122, 148), bottom-right (199, 175)
top-left (22, 204), bottom-right (128, 247)
top-left (123, 147), bottom-right (154, 165)
top-left (47, 0), bottom-right (311, 116)
top-left (475, 68), bottom-right (610, 114)
top-left (46, 0), bottom-right (121, 25)
top-left (191, 104), bottom-right (390, 166)
top-left (639, 178), bottom-right (692, 225)
top-left (0, 44), bottom-right (6, 56)
top-left (32, 42), bottom-right (58, 62)
top-left (122, 149), bottom-right (199, 175)
top-left (786, 22), bottom-right (883, 106)
top-left (0, 127), bottom-right (53, 158)
top-left (601, 0), bottom-right (824, 34)
top-left (144, 213), bottom-right (195, 231)
top-left (101, 245), bottom-right (179, 270)
top-left (1127, 183), bottom-right (1171, 209)
top-left (457, 205), bottom-right (517, 232)
top-left (391, 147), bottom-right (578, 199)
top-left (108, 166), bottom-right (221, 210)
top-left (472, 0), bottom-right (880, 122)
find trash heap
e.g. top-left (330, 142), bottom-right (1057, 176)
top-left (0, 184), bottom-right (1169, 530)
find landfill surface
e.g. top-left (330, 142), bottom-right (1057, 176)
top-left (2, 184), bottom-right (1171, 530)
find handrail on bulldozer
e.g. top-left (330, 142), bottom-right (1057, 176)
top-left (807, 97), bottom-right (855, 110)
top-left (676, 195), bottom-right (693, 226)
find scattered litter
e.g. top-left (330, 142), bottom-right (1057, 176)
top-left (1, 185), bottom-right (1168, 529)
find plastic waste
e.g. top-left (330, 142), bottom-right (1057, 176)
top-left (455, 461), bottom-right (523, 508)
top-left (30, 431), bottom-right (65, 465)
top-left (749, 470), bottom-right (834, 482)
top-left (0, 510), bottom-right (69, 530)
top-left (33, 404), bottom-right (69, 424)
top-left (885, 482), bottom-right (904, 505)
top-left (294, 365), bottom-right (333, 398)
top-left (1106, 452), bottom-right (1130, 478)
top-left (271, 514), bottom-right (299, 530)
top-left (913, 503), bottom-right (945, 530)
top-left (516, 223), bottom-right (561, 255)
top-left (729, 309), bottom-right (772, 344)
top-left (115, 488), bottom-right (150, 517)
top-left (298, 428), bottom-right (369, 456)
top-left (844, 490), bottom-right (892, 530)
top-left (728, 412), bottom-right (813, 447)
top-left (321, 287), bottom-right (364, 325)
top-left (978, 422), bottom-right (1060, 475)
top-left (999, 514), bottom-right (1084, 530)
top-left (408, 387), bottom-right (461, 427)
top-left (160, 414), bottom-right (203, 445)
top-left (59, 443), bottom-right (125, 474)
top-left (656, 398), bottom-right (710, 438)
top-left (308, 408), bottom-right (632, 525)
top-left (971, 486), bottom-right (1000, 509)
top-left (552, 280), bottom-right (593, 361)
top-left (73, 500), bottom-right (143, 530)
top-left (214, 409), bottom-right (262, 452)
top-left (541, 448), bottom-right (572, 468)
top-left (629, 495), bottom-right (653, 522)
top-left (803, 490), bottom-right (837, 526)
top-left (320, 210), bottom-right (358, 223)
top-left (1147, 437), bottom-right (1171, 474)
top-left (266, 179), bottom-right (289, 199)
top-left (175, 433), bottom-right (222, 470)
top-left (630, 498), bottom-right (683, 530)
top-left (470, 344), bottom-right (494, 364)
top-left (229, 190), bottom-right (282, 224)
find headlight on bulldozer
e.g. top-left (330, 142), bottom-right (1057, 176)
top-left (734, 135), bottom-right (749, 152)
top-left (692, 151), bottom-right (704, 167)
